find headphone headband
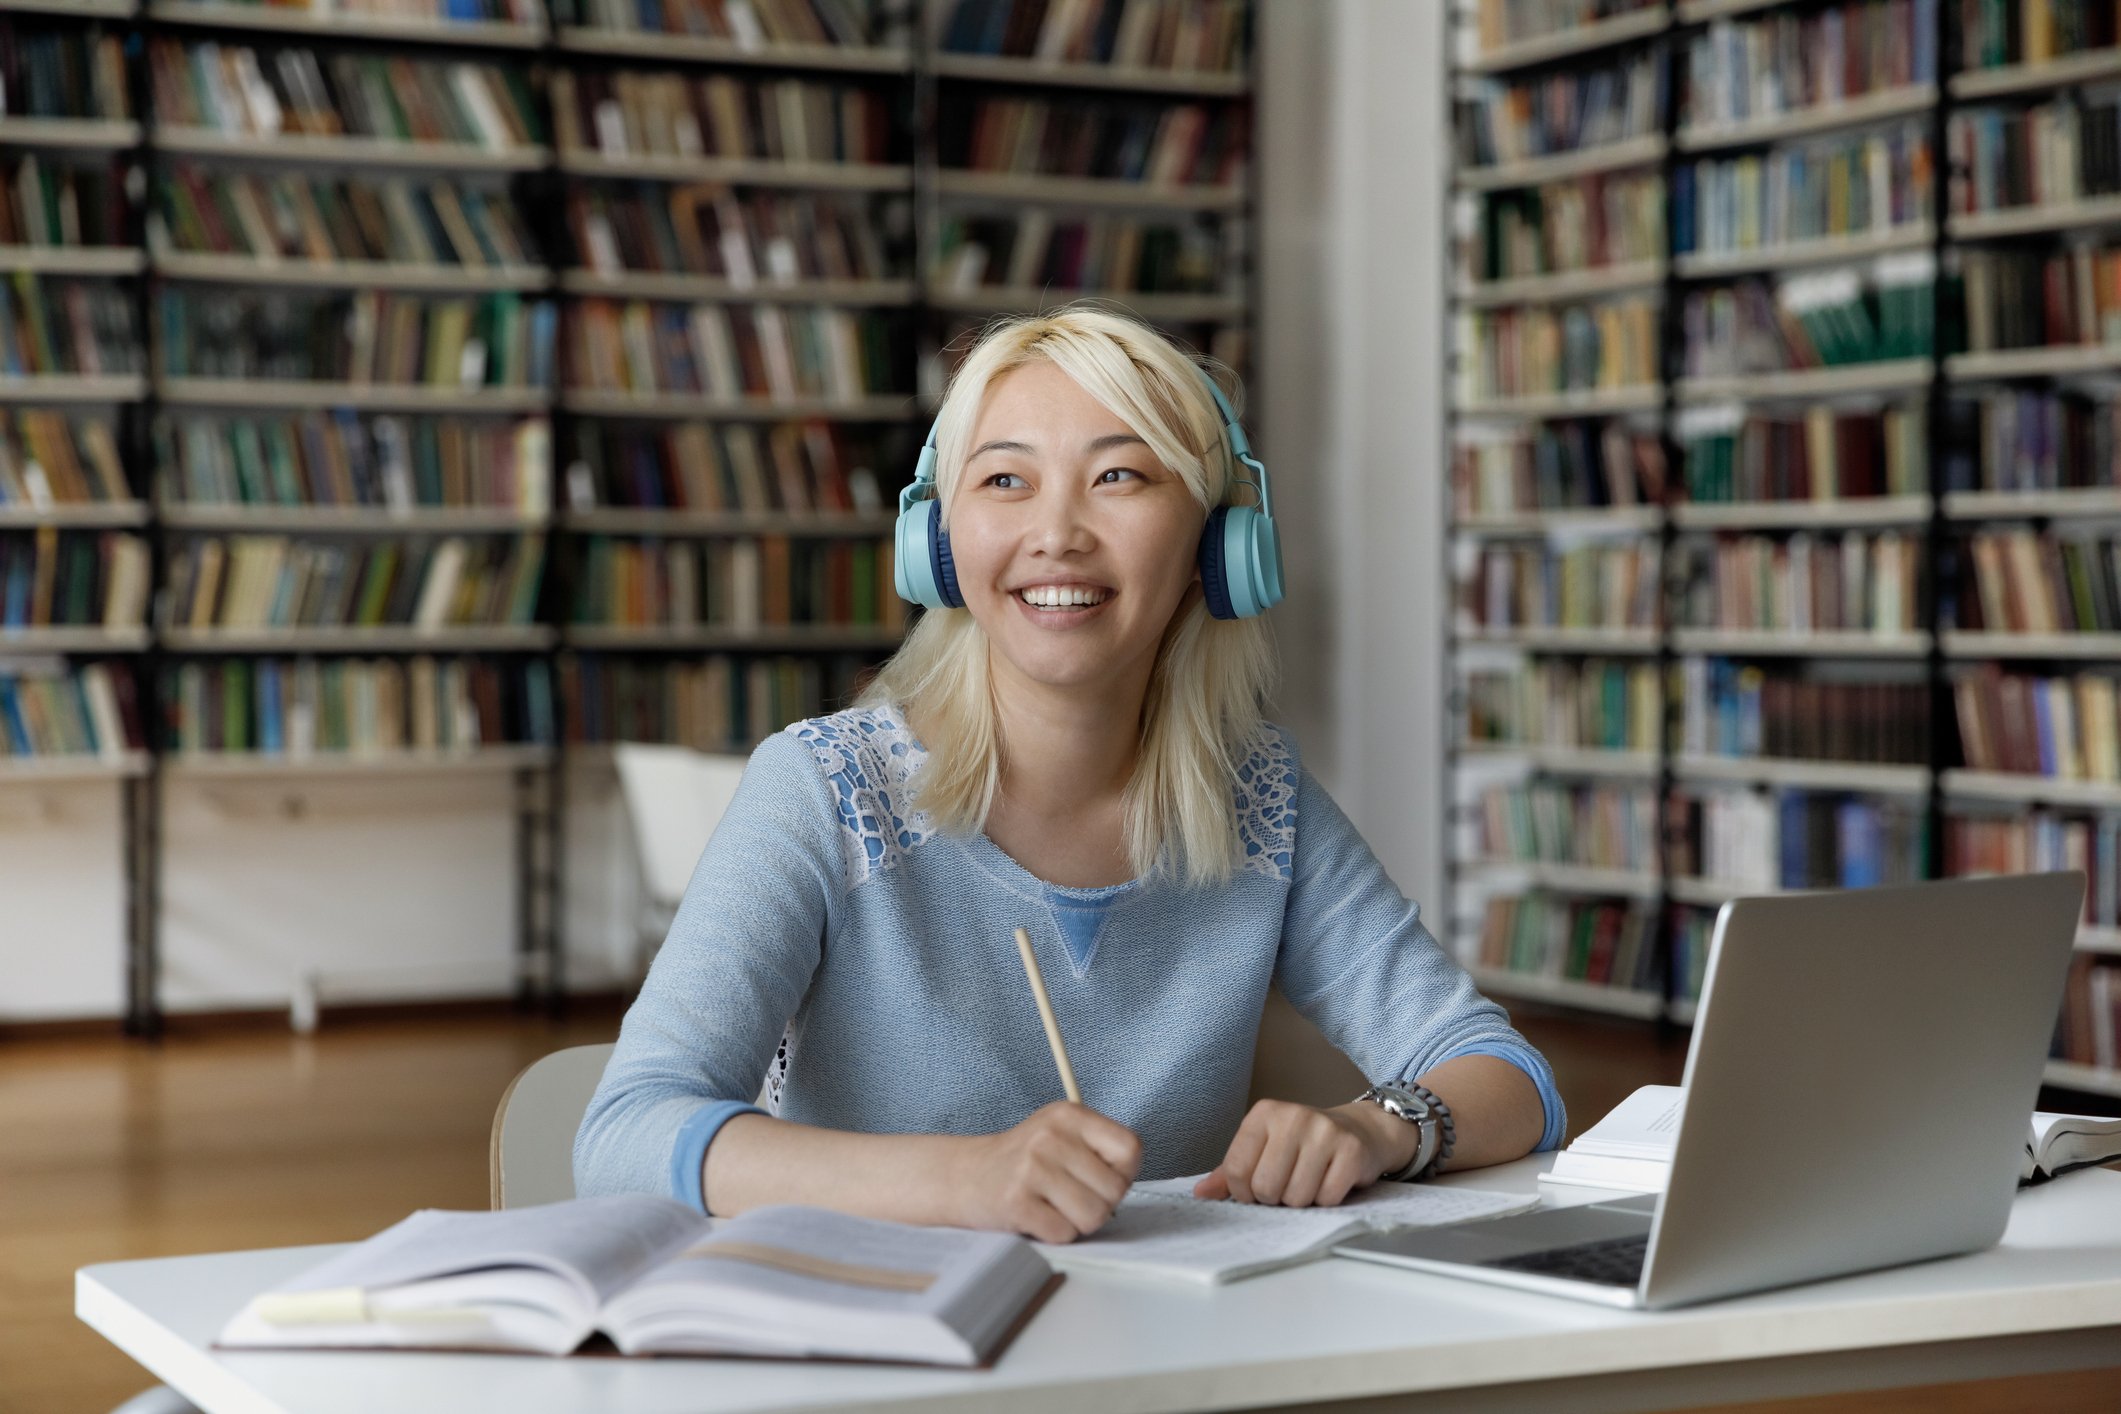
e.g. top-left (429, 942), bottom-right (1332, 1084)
top-left (894, 361), bottom-right (1284, 619)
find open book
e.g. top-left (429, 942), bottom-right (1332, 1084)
top-left (1035, 1177), bottom-right (1539, 1284)
top-left (1540, 1086), bottom-right (2121, 1193)
top-left (219, 1195), bottom-right (1056, 1367)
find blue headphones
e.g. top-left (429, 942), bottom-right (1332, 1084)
top-left (892, 367), bottom-right (1286, 620)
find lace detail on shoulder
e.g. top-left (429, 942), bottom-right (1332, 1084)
top-left (1234, 727), bottom-right (1297, 881)
top-left (789, 706), bottom-right (933, 890)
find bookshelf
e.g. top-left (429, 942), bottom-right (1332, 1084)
top-left (1445, 0), bottom-right (2121, 1104)
top-left (0, 0), bottom-right (1260, 1030)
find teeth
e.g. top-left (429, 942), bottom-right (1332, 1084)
top-left (1019, 585), bottom-right (1110, 608)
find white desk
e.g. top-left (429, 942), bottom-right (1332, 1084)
top-left (76, 1158), bottom-right (2121, 1414)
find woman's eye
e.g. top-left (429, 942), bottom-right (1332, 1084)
top-left (984, 472), bottom-right (1022, 489)
top-left (1098, 468), bottom-right (1141, 484)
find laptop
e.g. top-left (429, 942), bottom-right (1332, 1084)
top-left (1335, 872), bottom-right (2086, 1310)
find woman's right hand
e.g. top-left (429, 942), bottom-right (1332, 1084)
top-left (948, 1102), bottom-right (1143, 1243)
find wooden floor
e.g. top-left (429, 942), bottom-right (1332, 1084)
top-left (1, 1002), bottom-right (2111, 1414)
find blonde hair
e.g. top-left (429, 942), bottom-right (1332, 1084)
top-left (858, 303), bottom-right (1276, 888)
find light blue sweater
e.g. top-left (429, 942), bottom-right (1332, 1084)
top-left (575, 701), bottom-right (1565, 1212)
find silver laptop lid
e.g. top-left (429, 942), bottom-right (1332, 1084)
top-left (1640, 872), bottom-right (2085, 1309)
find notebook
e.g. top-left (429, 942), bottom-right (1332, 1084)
top-left (1541, 1085), bottom-right (2121, 1194)
top-left (1036, 1176), bottom-right (1539, 1284)
top-left (217, 1194), bottom-right (1057, 1367)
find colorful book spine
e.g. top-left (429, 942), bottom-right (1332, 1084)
top-left (158, 413), bottom-right (551, 513)
top-left (1472, 171), bottom-right (1665, 283)
top-left (0, 528), bottom-right (149, 627)
top-left (1476, 0), bottom-right (1663, 54)
top-left (0, 274), bottom-right (141, 378)
top-left (163, 533), bottom-right (546, 630)
top-left (1677, 656), bottom-right (1930, 764)
top-left (163, 656), bottom-right (555, 756)
top-left (1681, 0), bottom-right (1938, 130)
top-left (1464, 657), bottom-right (1661, 752)
top-left (1958, 243), bottom-right (2121, 354)
top-left (156, 289), bottom-right (555, 389)
top-left (1948, 527), bottom-right (2121, 634)
top-left (569, 532), bottom-right (901, 631)
top-left (1458, 295), bottom-right (1661, 401)
top-left (1453, 420), bottom-right (1667, 516)
top-left (0, 410), bottom-right (131, 505)
top-left (938, 0), bottom-right (1248, 70)
top-left (1682, 255), bottom-right (1936, 376)
top-left (551, 69), bottom-right (892, 165)
top-left (935, 213), bottom-right (1228, 295)
top-left (568, 420), bottom-right (883, 515)
top-left (1669, 787), bottom-right (1927, 889)
top-left (559, 0), bottom-right (885, 48)
top-left (0, 153), bottom-right (127, 249)
top-left (1949, 97), bottom-right (2121, 214)
top-left (0, 22), bottom-right (130, 121)
top-left (1457, 50), bottom-right (1665, 168)
top-left (559, 651), bottom-right (875, 750)
top-left (1474, 894), bottom-right (1660, 993)
top-left (1945, 388), bottom-right (2121, 493)
top-left (1947, 805), bottom-right (2121, 927)
top-left (1678, 403), bottom-right (1927, 503)
top-left (1473, 779), bottom-right (1659, 871)
top-left (1673, 125), bottom-right (1932, 256)
top-left (1673, 531), bottom-right (1922, 634)
top-left (1460, 540), bottom-right (1660, 632)
top-left (0, 661), bottom-right (143, 760)
top-left (1960, 0), bottom-right (2121, 70)
top-left (565, 299), bottom-right (898, 401)
top-left (567, 187), bottom-right (893, 282)
top-left (1953, 663), bottom-right (2121, 780)
top-left (149, 41), bottom-right (542, 150)
top-left (936, 96), bottom-right (1243, 186)
top-left (153, 166), bottom-right (540, 268)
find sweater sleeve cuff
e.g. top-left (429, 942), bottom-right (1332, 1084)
top-left (669, 1100), bottom-right (766, 1214)
top-left (1434, 1042), bottom-right (1568, 1152)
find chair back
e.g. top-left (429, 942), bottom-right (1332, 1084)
top-left (490, 1042), bottom-right (617, 1209)
top-left (612, 744), bottom-right (751, 912)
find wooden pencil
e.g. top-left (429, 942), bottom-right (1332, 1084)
top-left (1013, 925), bottom-right (1082, 1106)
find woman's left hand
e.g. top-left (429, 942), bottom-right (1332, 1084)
top-left (1192, 1098), bottom-right (1415, 1207)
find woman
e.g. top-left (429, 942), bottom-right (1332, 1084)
top-left (575, 305), bottom-right (1563, 1242)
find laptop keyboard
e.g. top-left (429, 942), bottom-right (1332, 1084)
top-left (1486, 1233), bottom-right (1649, 1287)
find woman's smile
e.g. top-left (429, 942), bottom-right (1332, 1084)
top-left (1012, 581), bottom-right (1117, 624)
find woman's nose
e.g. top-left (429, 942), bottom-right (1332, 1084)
top-left (1030, 482), bottom-right (1095, 553)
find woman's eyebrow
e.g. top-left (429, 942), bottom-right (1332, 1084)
top-left (969, 432), bottom-right (1148, 461)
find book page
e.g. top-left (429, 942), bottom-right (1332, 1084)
top-left (2030, 1110), bottom-right (2121, 1176)
top-left (255, 1193), bottom-right (706, 1306)
top-left (1037, 1179), bottom-right (1539, 1284)
top-left (1568, 1085), bottom-right (1685, 1160)
top-left (602, 1205), bottom-right (1050, 1364)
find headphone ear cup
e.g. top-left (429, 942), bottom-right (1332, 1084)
top-left (894, 496), bottom-right (944, 608)
top-left (935, 524), bottom-right (963, 609)
top-left (1197, 505), bottom-right (1236, 620)
top-left (1199, 504), bottom-right (1287, 620)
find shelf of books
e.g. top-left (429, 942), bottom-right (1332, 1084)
top-left (1447, 0), bottom-right (2121, 1103)
top-left (921, 0), bottom-right (1255, 394)
top-left (0, 0), bottom-right (1261, 1030)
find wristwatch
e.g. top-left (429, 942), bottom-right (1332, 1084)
top-left (1356, 1081), bottom-right (1456, 1183)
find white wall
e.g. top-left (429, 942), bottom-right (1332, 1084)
top-left (1260, 0), bottom-right (1450, 912)
top-left (0, 0), bottom-right (1454, 1021)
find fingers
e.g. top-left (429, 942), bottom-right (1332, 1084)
top-left (1193, 1168), bottom-right (1230, 1200)
top-left (1216, 1102), bottom-right (1367, 1207)
top-left (1034, 1166), bottom-right (1123, 1242)
top-left (1278, 1129), bottom-right (1339, 1209)
top-left (1065, 1105), bottom-right (1144, 1180)
top-left (1315, 1142), bottom-right (1366, 1209)
top-left (1217, 1108), bottom-right (1271, 1204)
